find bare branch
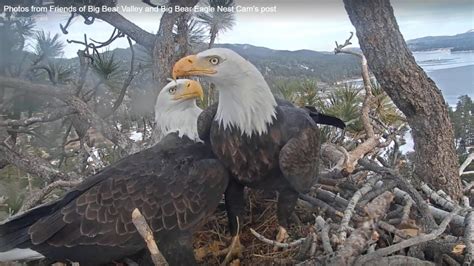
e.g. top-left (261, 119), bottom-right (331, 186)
top-left (250, 228), bottom-right (306, 248)
top-left (0, 108), bottom-right (75, 127)
top-left (359, 158), bottom-right (437, 230)
top-left (339, 176), bottom-right (381, 242)
top-left (354, 207), bottom-right (461, 265)
top-left (88, 12), bottom-right (155, 49)
top-left (315, 216), bottom-right (333, 253)
top-left (421, 183), bottom-right (457, 211)
top-left (0, 77), bottom-right (139, 154)
top-left (0, 144), bottom-right (79, 182)
top-left (464, 210), bottom-right (474, 266)
top-left (19, 179), bottom-right (82, 212)
top-left (460, 153), bottom-right (474, 176)
top-left (132, 208), bottom-right (168, 266)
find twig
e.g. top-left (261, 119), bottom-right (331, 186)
top-left (354, 207), bottom-right (461, 265)
top-left (459, 153), bottom-right (474, 176)
top-left (20, 179), bottom-right (82, 212)
top-left (0, 108), bottom-right (75, 127)
top-left (0, 144), bottom-right (79, 182)
top-left (377, 220), bottom-right (409, 239)
top-left (464, 210), bottom-right (473, 266)
top-left (250, 228), bottom-right (305, 248)
top-left (315, 215), bottom-right (333, 253)
top-left (327, 221), bottom-right (373, 266)
top-left (339, 176), bottom-right (381, 243)
top-left (421, 183), bottom-right (457, 211)
top-left (401, 191), bottom-right (414, 224)
top-left (131, 208), bottom-right (168, 266)
top-left (359, 159), bottom-right (437, 230)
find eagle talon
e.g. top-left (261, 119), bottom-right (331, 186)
top-left (221, 235), bottom-right (244, 265)
top-left (274, 226), bottom-right (289, 251)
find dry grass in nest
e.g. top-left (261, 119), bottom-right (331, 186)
top-left (193, 190), bottom-right (311, 265)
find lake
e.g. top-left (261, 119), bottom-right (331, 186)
top-left (401, 50), bottom-right (474, 152)
top-left (413, 50), bottom-right (474, 106)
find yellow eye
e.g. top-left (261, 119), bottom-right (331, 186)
top-left (168, 87), bottom-right (177, 94)
top-left (209, 57), bottom-right (219, 65)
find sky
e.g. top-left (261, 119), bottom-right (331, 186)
top-left (13, 0), bottom-right (474, 57)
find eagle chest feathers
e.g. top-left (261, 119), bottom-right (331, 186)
top-left (210, 119), bottom-right (284, 183)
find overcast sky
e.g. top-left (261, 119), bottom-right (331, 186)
top-left (25, 0), bottom-right (474, 57)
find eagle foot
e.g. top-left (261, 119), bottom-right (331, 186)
top-left (273, 226), bottom-right (290, 251)
top-left (220, 235), bottom-right (244, 265)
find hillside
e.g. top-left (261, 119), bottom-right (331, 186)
top-left (407, 30), bottom-right (474, 51)
top-left (58, 43), bottom-right (361, 84)
top-left (216, 44), bottom-right (360, 84)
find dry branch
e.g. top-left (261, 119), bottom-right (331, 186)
top-left (464, 210), bottom-right (473, 266)
top-left (421, 183), bottom-right (457, 211)
top-left (132, 208), bottom-right (168, 266)
top-left (354, 207), bottom-right (461, 265)
top-left (0, 77), bottom-right (139, 154)
top-left (333, 33), bottom-right (388, 174)
top-left (361, 255), bottom-right (434, 266)
top-left (0, 108), bottom-right (75, 127)
top-left (359, 159), bottom-right (437, 230)
top-left (315, 215), bottom-right (333, 253)
top-left (328, 221), bottom-right (373, 266)
top-left (249, 228), bottom-right (305, 248)
top-left (0, 144), bottom-right (78, 182)
top-left (377, 221), bottom-right (410, 239)
top-left (459, 153), bottom-right (474, 176)
top-left (20, 179), bottom-right (82, 212)
top-left (339, 176), bottom-right (381, 242)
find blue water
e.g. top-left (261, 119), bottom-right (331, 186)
top-left (401, 50), bottom-right (474, 152)
top-left (413, 50), bottom-right (474, 106)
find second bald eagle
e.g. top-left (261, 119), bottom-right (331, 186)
top-left (173, 48), bottom-right (345, 249)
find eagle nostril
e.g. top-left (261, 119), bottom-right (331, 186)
top-left (187, 59), bottom-right (193, 63)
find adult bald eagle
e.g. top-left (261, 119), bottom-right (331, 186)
top-left (0, 79), bottom-right (228, 266)
top-left (173, 48), bottom-right (345, 250)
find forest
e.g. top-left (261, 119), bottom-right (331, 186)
top-left (0, 0), bottom-right (473, 265)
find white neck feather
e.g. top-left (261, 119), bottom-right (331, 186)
top-left (214, 62), bottom-right (277, 137)
top-left (155, 102), bottom-right (202, 143)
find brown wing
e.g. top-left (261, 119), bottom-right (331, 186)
top-left (279, 126), bottom-right (320, 193)
top-left (27, 137), bottom-right (228, 250)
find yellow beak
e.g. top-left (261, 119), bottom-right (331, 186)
top-left (172, 55), bottom-right (217, 79)
top-left (173, 80), bottom-right (204, 101)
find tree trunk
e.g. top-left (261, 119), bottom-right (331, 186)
top-left (152, 0), bottom-right (199, 86)
top-left (343, 0), bottom-right (462, 200)
top-left (208, 26), bottom-right (218, 48)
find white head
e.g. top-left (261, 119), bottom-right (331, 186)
top-left (172, 48), bottom-right (277, 137)
top-left (154, 79), bottom-right (204, 142)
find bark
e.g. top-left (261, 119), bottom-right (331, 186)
top-left (343, 0), bottom-right (462, 200)
top-left (0, 144), bottom-right (79, 182)
top-left (0, 77), bottom-right (138, 154)
top-left (208, 26), bottom-right (218, 48)
top-left (90, 11), bottom-right (155, 49)
top-left (152, 0), bottom-right (199, 86)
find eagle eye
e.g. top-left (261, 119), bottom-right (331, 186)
top-left (168, 86), bottom-right (177, 94)
top-left (209, 57), bottom-right (220, 65)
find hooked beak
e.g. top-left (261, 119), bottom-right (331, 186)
top-left (173, 80), bottom-right (204, 101)
top-left (172, 55), bottom-right (217, 79)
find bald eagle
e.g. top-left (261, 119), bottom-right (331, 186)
top-left (173, 48), bottom-right (345, 249)
top-left (0, 79), bottom-right (229, 266)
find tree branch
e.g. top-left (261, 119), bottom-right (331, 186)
top-left (0, 144), bottom-right (79, 182)
top-left (132, 208), bottom-right (168, 266)
top-left (19, 179), bottom-right (82, 212)
top-left (354, 207), bottom-right (461, 265)
top-left (88, 12), bottom-right (155, 49)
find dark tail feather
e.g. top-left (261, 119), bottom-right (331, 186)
top-left (0, 199), bottom-right (64, 251)
top-left (304, 106), bottom-right (346, 129)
